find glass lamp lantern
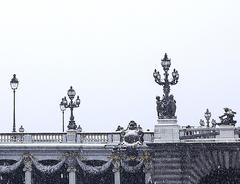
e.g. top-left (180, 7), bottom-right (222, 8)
top-left (161, 53), bottom-right (171, 71)
top-left (10, 74), bottom-right (19, 90)
top-left (60, 100), bottom-right (66, 111)
top-left (76, 96), bottom-right (81, 106)
top-left (67, 86), bottom-right (76, 100)
top-left (153, 69), bottom-right (158, 78)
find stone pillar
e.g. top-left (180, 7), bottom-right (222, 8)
top-left (112, 161), bottom-right (121, 184)
top-left (23, 156), bottom-right (32, 184)
top-left (154, 119), bottom-right (180, 143)
top-left (67, 130), bottom-right (77, 143)
top-left (68, 167), bottom-right (76, 184)
top-left (113, 133), bottom-right (121, 143)
top-left (143, 160), bottom-right (153, 184)
top-left (23, 134), bottom-right (32, 143)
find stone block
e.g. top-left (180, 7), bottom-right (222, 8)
top-left (216, 125), bottom-right (235, 139)
top-left (154, 119), bottom-right (180, 143)
top-left (67, 130), bottom-right (77, 143)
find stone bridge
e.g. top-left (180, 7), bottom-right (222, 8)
top-left (0, 122), bottom-right (240, 184)
top-left (1, 54), bottom-right (239, 184)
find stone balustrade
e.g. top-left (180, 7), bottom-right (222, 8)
top-left (2, 126), bottom-right (240, 144)
top-left (179, 127), bottom-right (220, 140)
top-left (180, 126), bottom-right (240, 141)
top-left (0, 131), bottom-right (154, 144)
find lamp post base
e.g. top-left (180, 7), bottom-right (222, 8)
top-left (154, 119), bottom-right (180, 143)
top-left (67, 130), bottom-right (77, 143)
top-left (67, 121), bottom-right (77, 130)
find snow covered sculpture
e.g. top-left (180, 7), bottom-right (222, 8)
top-left (120, 121), bottom-right (144, 146)
top-left (218, 108), bottom-right (237, 126)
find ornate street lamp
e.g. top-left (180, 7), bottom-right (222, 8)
top-left (199, 109), bottom-right (216, 127)
top-left (62, 86), bottom-right (81, 130)
top-left (10, 74), bottom-right (19, 132)
top-left (60, 98), bottom-right (66, 132)
top-left (204, 109), bottom-right (211, 127)
top-left (153, 53), bottom-right (179, 119)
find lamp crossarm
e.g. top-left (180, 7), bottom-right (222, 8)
top-left (65, 102), bottom-right (79, 109)
top-left (170, 79), bottom-right (178, 85)
top-left (154, 79), bottom-right (165, 86)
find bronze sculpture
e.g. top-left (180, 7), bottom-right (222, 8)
top-left (218, 108), bottom-right (237, 126)
top-left (153, 53), bottom-right (179, 119)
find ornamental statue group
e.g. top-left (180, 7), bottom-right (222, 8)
top-left (218, 108), bottom-right (237, 126)
top-left (154, 53), bottom-right (237, 126)
top-left (116, 53), bottom-right (238, 148)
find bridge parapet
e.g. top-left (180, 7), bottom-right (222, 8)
top-left (2, 126), bottom-right (240, 144)
top-left (179, 127), bottom-right (220, 140)
top-left (180, 126), bottom-right (240, 142)
top-left (0, 131), bottom-right (154, 144)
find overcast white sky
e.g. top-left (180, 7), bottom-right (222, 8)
top-left (0, 0), bottom-right (240, 133)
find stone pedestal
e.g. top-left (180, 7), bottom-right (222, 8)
top-left (67, 130), bottom-right (77, 143)
top-left (154, 119), bottom-right (179, 143)
top-left (216, 125), bottom-right (235, 139)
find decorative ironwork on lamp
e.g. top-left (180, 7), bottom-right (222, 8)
top-left (61, 86), bottom-right (81, 130)
top-left (153, 53), bottom-right (179, 119)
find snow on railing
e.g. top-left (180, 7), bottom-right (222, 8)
top-left (77, 132), bottom-right (113, 144)
top-left (30, 133), bottom-right (65, 143)
top-left (0, 131), bottom-right (154, 144)
top-left (179, 126), bottom-right (220, 140)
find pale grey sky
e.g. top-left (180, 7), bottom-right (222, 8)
top-left (0, 0), bottom-right (240, 132)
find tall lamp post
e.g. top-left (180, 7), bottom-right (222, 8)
top-left (61, 86), bottom-right (81, 130)
top-left (153, 53), bottom-right (179, 119)
top-left (60, 99), bottom-right (66, 132)
top-left (204, 109), bottom-right (211, 127)
top-left (10, 74), bottom-right (19, 133)
top-left (199, 109), bottom-right (216, 127)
